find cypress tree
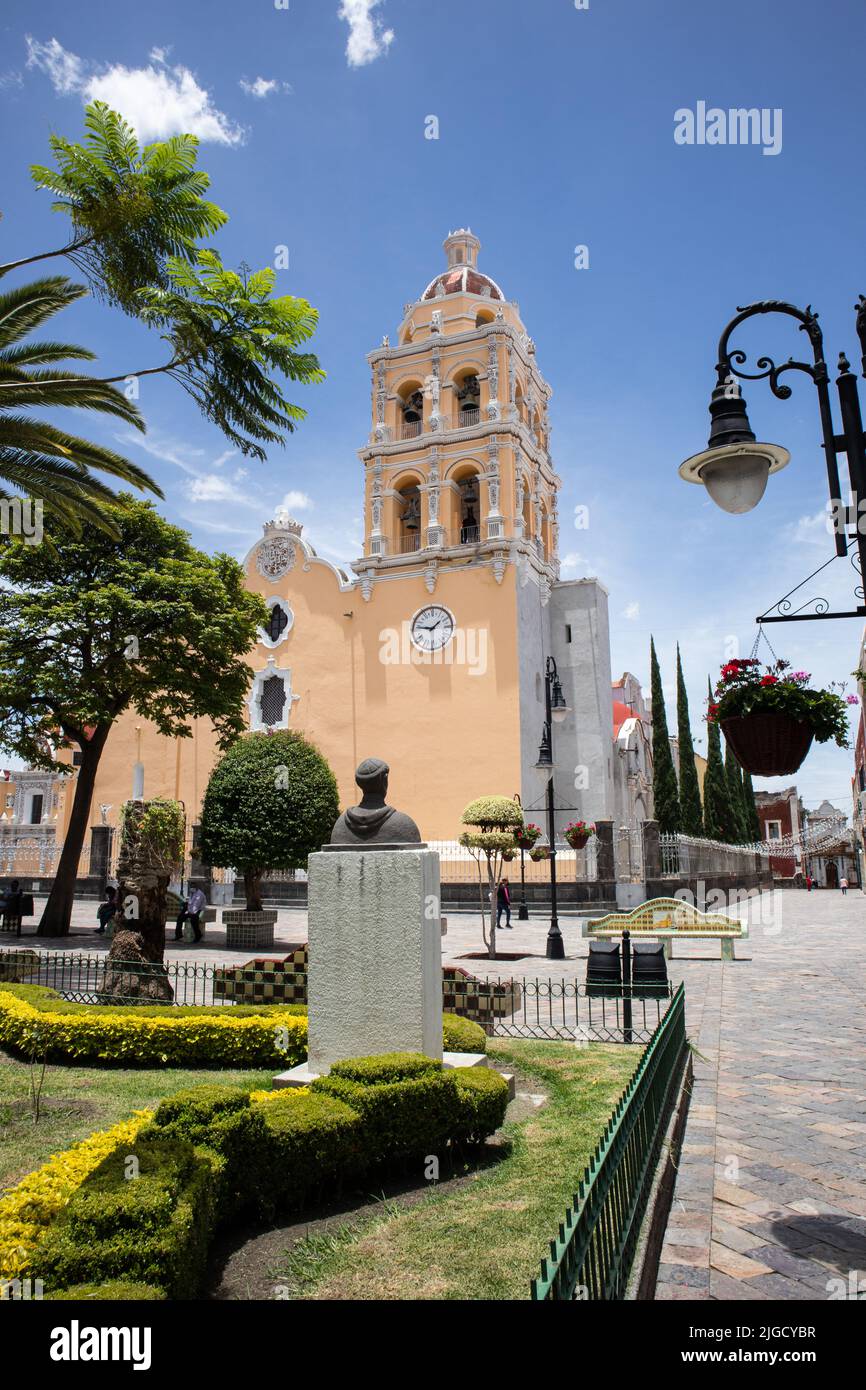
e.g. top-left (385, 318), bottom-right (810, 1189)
top-left (724, 739), bottom-right (748, 843)
top-left (676, 644), bottom-right (704, 835)
top-left (741, 768), bottom-right (762, 843)
top-left (703, 677), bottom-right (729, 842)
top-left (650, 637), bottom-right (681, 834)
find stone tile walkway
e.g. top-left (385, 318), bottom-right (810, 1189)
top-left (656, 889), bottom-right (866, 1301)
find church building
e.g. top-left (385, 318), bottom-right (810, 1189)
top-left (15, 231), bottom-right (633, 851)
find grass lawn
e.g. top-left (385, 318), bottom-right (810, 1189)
top-left (0, 1054), bottom-right (274, 1191)
top-left (276, 1038), bottom-right (641, 1301)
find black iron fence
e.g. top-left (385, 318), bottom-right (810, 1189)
top-left (0, 946), bottom-right (673, 1043)
top-left (531, 982), bottom-right (688, 1300)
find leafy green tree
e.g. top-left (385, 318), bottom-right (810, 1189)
top-left (0, 498), bottom-right (268, 934)
top-left (741, 768), bottom-right (762, 843)
top-left (703, 678), bottom-right (730, 842)
top-left (676, 644), bottom-right (704, 835)
top-left (724, 741), bottom-right (748, 844)
top-left (0, 276), bottom-right (159, 533)
top-left (1, 102), bottom-right (227, 311)
top-left (199, 732), bottom-right (340, 911)
top-left (459, 796), bottom-right (524, 959)
top-left (650, 638), bottom-right (680, 835)
top-left (0, 101), bottom-right (325, 517)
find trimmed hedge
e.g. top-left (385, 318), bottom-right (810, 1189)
top-left (0, 986), bottom-right (307, 1068)
top-left (330, 1052), bottom-right (442, 1084)
top-left (0, 984), bottom-right (486, 1067)
top-left (14, 1057), bottom-right (509, 1300)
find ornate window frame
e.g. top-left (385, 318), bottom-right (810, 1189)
top-left (247, 659), bottom-right (300, 733)
top-left (259, 596), bottom-right (295, 650)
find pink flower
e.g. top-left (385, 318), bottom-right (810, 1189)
top-left (792, 671), bottom-right (811, 682)
top-left (847, 694), bottom-right (859, 705)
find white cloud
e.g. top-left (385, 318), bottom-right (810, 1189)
top-left (239, 76), bottom-right (291, 99)
top-left (559, 551), bottom-right (585, 574)
top-left (278, 490), bottom-right (314, 513)
top-left (338, 1), bottom-right (394, 68)
top-left (789, 506), bottom-right (834, 546)
top-left (185, 474), bottom-right (259, 506)
top-left (623, 601), bottom-right (640, 620)
top-left (25, 36), bottom-right (244, 144)
top-left (0, 70), bottom-right (24, 90)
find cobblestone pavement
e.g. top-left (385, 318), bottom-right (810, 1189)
top-left (656, 889), bottom-right (866, 1302)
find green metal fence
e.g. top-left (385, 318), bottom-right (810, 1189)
top-left (530, 981), bottom-right (688, 1301)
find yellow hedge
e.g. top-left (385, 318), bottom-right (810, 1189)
top-left (0, 1112), bottom-right (152, 1282)
top-left (0, 989), bottom-right (307, 1069)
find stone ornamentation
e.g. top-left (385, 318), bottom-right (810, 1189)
top-left (256, 535), bottom-right (296, 582)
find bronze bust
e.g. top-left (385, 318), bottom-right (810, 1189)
top-left (329, 757), bottom-right (422, 848)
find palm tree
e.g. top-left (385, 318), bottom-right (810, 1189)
top-left (0, 276), bottom-right (160, 533)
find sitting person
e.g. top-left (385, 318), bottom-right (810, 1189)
top-left (96, 885), bottom-right (118, 934)
top-left (174, 885), bottom-right (207, 943)
top-left (1, 878), bottom-right (24, 932)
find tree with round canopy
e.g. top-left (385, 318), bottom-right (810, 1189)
top-left (199, 731), bottom-right (339, 911)
top-left (459, 795), bottom-right (524, 960)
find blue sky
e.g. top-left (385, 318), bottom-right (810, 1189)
top-left (1, 0), bottom-right (865, 810)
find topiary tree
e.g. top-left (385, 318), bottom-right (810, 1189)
top-left (199, 731), bottom-right (339, 911)
top-left (103, 797), bottom-right (185, 1002)
top-left (650, 637), bottom-right (681, 834)
top-left (459, 796), bottom-right (523, 960)
top-left (676, 644), bottom-right (704, 836)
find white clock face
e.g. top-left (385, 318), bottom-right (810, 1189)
top-left (410, 604), bottom-right (456, 653)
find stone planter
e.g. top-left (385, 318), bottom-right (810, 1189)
top-left (222, 909), bottom-right (278, 951)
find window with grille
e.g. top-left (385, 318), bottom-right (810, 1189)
top-left (267, 604), bottom-right (289, 643)
top-left (30, 793), bottom-right (44, 824)
top-left (260, 675), bottom-right (287, 728)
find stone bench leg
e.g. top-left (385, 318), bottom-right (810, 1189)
top-left (662, 938), bottom-right (673, 960)
top-left (721, 937), bottom-right (734, 962)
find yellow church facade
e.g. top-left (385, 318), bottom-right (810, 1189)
top-left (29, 231), bottom-right (622, 852)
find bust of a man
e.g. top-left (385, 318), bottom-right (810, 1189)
top-left (330, 757), bottom-right (422, 847)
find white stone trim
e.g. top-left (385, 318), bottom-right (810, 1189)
top-left (258, 596), bottom-right (295, 650)
top-left (247, 658), bottom-right (300, 732)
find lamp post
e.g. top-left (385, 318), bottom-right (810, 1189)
top-left (679, 298), bottom-right (866, 621)
top-left (535, 656), bottom-right (570, 960)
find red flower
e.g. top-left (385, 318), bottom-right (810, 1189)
top-left (760, 675), bottom-right (778, 686)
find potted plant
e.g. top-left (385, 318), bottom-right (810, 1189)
top-left (564, 820), bottom-right (596, 850)
top-left (529, 844), bottom-right (550, 862)
top-left (514, 822), bottom-right (542, 851)
top-left (709, 658), bottom-right (852, 776)
top-left (199, 730), bottom-right (339, 950)
top-left (459, 796), bottom-right (523, 960)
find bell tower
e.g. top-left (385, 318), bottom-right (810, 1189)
top-left (355, 229), bottom-right (561, 594)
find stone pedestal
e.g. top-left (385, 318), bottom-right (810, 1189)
top-left (301, 847), bottom-right (443, 1077)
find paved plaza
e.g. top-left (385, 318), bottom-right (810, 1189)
top-left (5, 887), bottom-right (865, 1301)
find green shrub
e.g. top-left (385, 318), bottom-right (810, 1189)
top-left (330, 1052), bottom-right (441, 1085)
top-left (442, 1013), bottom-right (486, 1054)
top-left (313, 1071), bottom-right (461, 1166)
top-left (451, 1067), bottom-right (509, 1144)
top-left (153, 1086), bottom-right (250, 1129)
top-left (253, 1093), bottom-right (366, 1220)
top-left (33, 1133), bottom-right (220, 1299)
top-left (44, 1280), bottom-right (166, 1301)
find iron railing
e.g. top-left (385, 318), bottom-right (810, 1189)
top-left (0, 947), bottom-right (667, 1041)
top-left (530, 982), bottom-right (688, 1300)
top-left (427, 838), bottom-right (599, 884)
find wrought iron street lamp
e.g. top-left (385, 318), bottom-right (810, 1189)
top-left (535, 656), bottom-right (570, 960)
top-left (679, 298), bottom-right (866, 621)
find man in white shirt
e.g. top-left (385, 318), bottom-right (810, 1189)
top-left (175, 885), bottom-right (207, 943)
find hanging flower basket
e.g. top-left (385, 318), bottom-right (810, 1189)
top-left (720, 713), bottom-right (813, 776)
top-left (515, 822), bottom-right (543, 850)
top-left (564, 821), bottom-right (596, 851)
top-left (529, 845), bottom-right (549, 862)
top-left (709, 657), bottom-right (852, 776)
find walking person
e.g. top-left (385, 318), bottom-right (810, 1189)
top-left (497, 876), bottom-right (512, 930)
top-left (1, 879), bottom-right (24, 934)
top-left (96, 885), bottom-right (118, 934)
top-left (174, 885), bottom-right (207, 943)
top-left (840, 876), bottom-right (849, 896)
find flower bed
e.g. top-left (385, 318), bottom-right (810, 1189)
top-left (2, 1062), bottom-right (509, 1299)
